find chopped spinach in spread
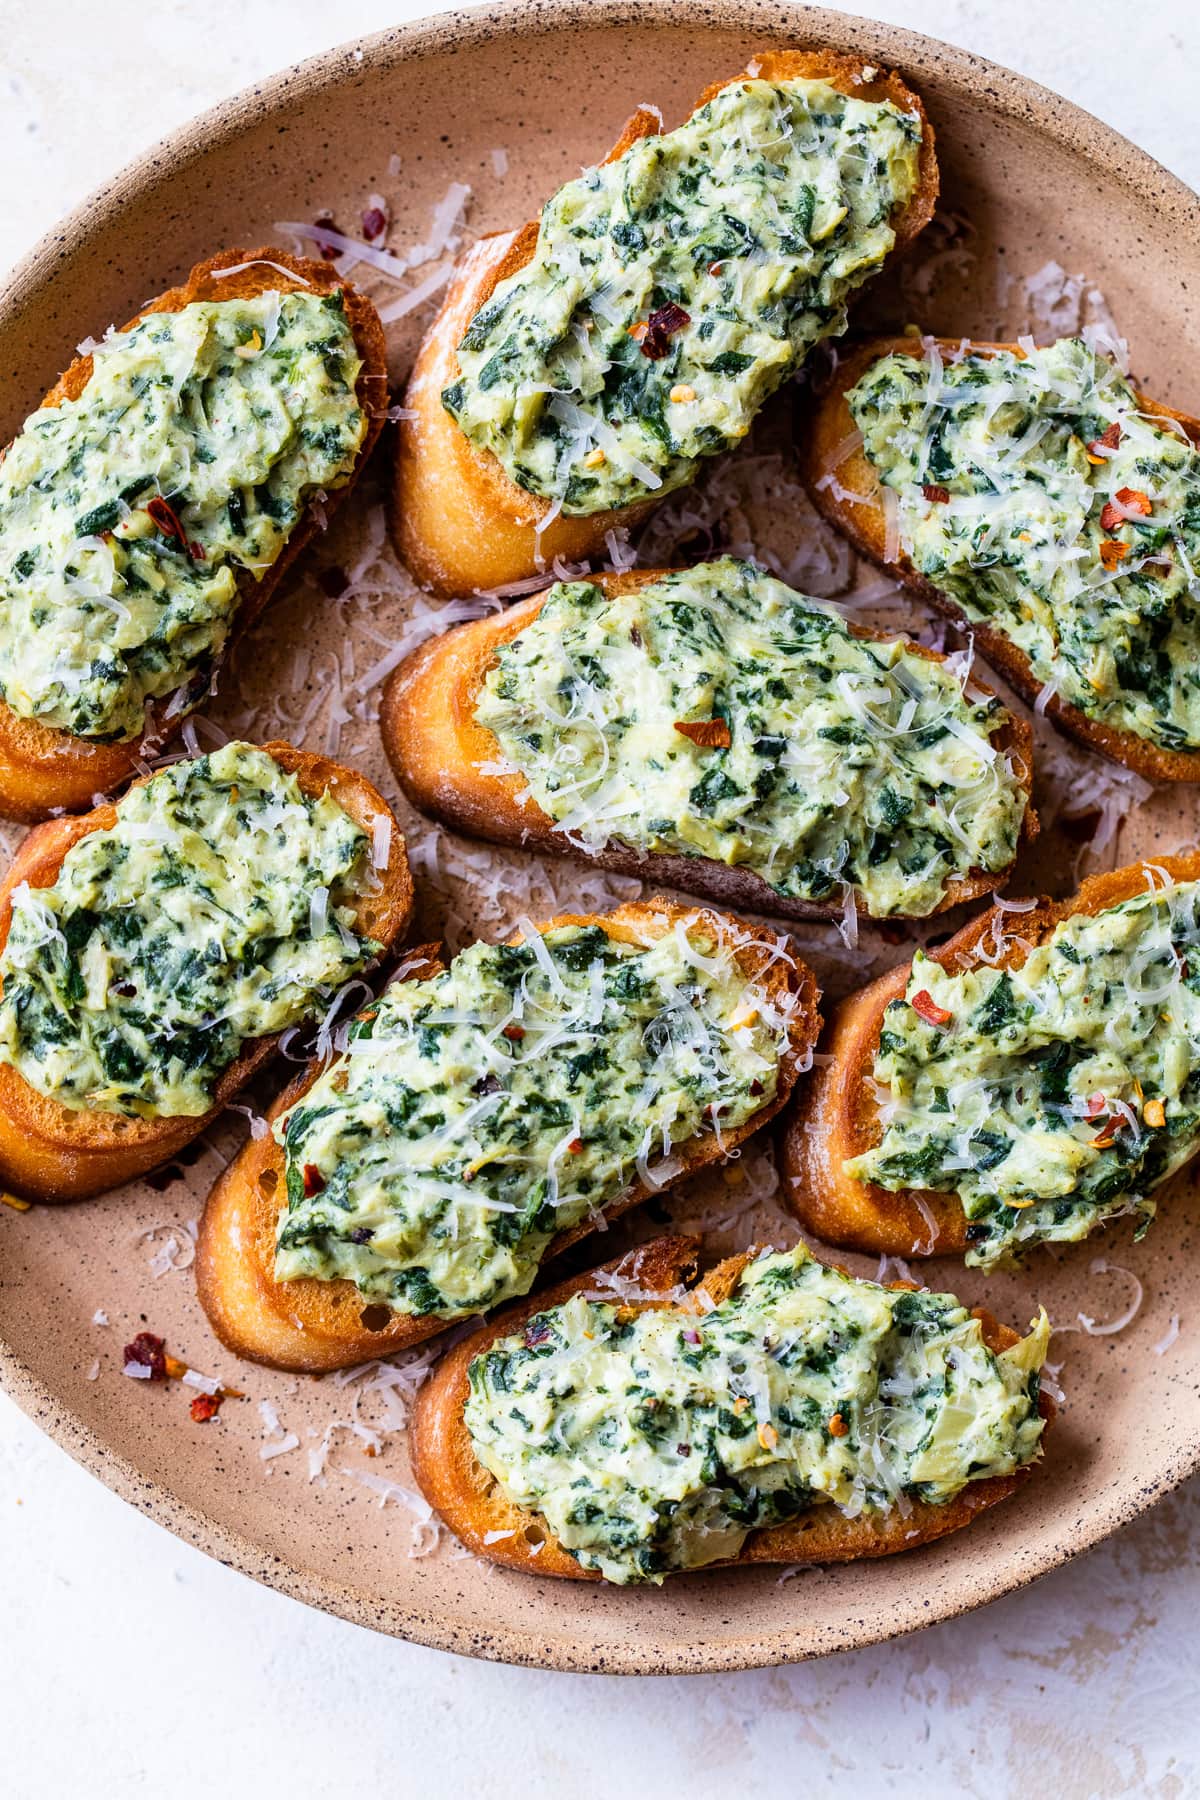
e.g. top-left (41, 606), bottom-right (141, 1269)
top-left (275, 919), bottom-right (786, 1315)
top-left (0, 743), bottom-right (377, 1117)
top-left (0, 291), bottom-right (365, 741)
top-left (465, 1244), bottom-right (1047, 1583)
top-left (474, 559), bottom-right (1026, 917)
top-left (848, 337), bottom-right (1200, 751)
top-left (444, 77), bottom-right (922, 514)
top-left (849, 879), bottom-right (1200, 1265)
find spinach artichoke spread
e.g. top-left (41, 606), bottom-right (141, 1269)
top-left (0, 744), bottom-right (377, 1117)
top-left (275, 918), bottom-right (787, 1315)
top-left (0, 290), bottom-right (365, 741)
top-left (850, 878), bottom-right (1200, 1266)
top-left (848, 337), bottom-right (1200, 751)
top-left (465, 1244), bottom-right (1047, 1583)
top-left (443, 77), bottom-right (922, 515)
top-left (474, 558), bottom-right (1026, 917)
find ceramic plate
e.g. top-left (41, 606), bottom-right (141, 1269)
top-left (2, 0), bottom-right (1199, 1674)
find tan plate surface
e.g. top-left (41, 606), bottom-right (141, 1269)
top-left (2, 0), bottom-right (1200, 1675)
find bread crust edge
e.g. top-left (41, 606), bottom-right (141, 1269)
top-left (195, 898), bottom-right (821, 1372)
top-left (0, 740), bottom-right (413, 1202)
top-left (0, 247), bottom-right (389, 823)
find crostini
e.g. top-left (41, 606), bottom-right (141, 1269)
top-left (0, 248), bottom-right (387, 822)
top-left (392, 50), bottom-right (938, 597)
top-left (781, 852), bottom-right (1200, 1266)
top-left (196, 899), bottom-right (820, 1373)
top-left (0, 740), bottom-right (411, 1202)
top-left (382, 556), bottom-right (1036, 922)
top-left (800, 333), bottom-right (1200, 780)
top-left (411, 1235), bottom-right (1050, 1583)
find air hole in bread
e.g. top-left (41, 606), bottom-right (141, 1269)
top-left (360, 1303), bottom-right (392, 1332)
top-left (258, 1168), bottom-right (278, 1196)
top-left (522, 1524), bottom-right (546, 1547)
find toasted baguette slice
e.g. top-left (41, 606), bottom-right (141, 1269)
top-left (0, 742), bottom-right (412, 1204)
top-left (196, 898), bottom-right (820, 1373)
top-left (381, 564), bottom-right (1036, 922)
top-left (0, 249), bottom-right (388, 823)
top-left (391, 51), bottom-right (938, 598)
top-left (780, 850), bottom-right (1200, 1257)
top-left (410, 1235), bottom-right (1049, 1581)
top-left (800, 334), bottom-right (1200, 782)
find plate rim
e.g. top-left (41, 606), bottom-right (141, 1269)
top-left (2, 0), bottom-right (1200, 1675)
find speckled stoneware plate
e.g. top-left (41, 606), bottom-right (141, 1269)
top-left (2, 0), bottom-right (1199, 1675)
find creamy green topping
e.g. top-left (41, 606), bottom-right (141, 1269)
top-left (475, 558), bottom-right (1025, 917)
top-left (0, 291), bottom-right (365, 741)
top-left (275, 919), bottom-right (788, 1316)
top-left (848, 337), bottom-right (1200, 751)
top-left (444, 77), bottom-right (922, 515)
top-left (849, 878), bottom-right (1200, 1266)
top-left (465, 1244), bottom-right (1047, 1583)
top-left (0, 743), bottom-right (377, 1117)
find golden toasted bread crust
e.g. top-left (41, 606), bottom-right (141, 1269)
top-left (390, 51), bottom-right (938, 597)
top-left (195, 898), bottom-right (821, 1373)
top-left (799, 334), bottom-right (1200, 782)
top-left (0, 248), bottom-right (389, 823)
top-left (780, 850), bottom-right (1200, 1257)
top-left (380, 563), bottom-right (1035, 921)
top-left (0, 741), bottom-right (412, 1203)
top-left (410, 1236), bottom-right (1047, 1580)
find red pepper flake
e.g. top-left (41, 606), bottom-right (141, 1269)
top-left (318, 565), bottom-right (349, 599)
top-left (1092, 1122), bottom-right (1124, 1149)
top-left (676, 1442), bottom-right (692, 1456)
top-left (1100, 488), bottom-right (1153, 532)
top-left (634, 302), bottom-right (691, 361)
top-left (302, 1163), bottom-right (326, 1198)
top-left (674, 717), bottom-right (731, 748)
top-left (1099, 539), bottom-right (1129, 571)
top-left (682, 1328), bottom-right (702, 1345)
top-left (313, 213), bottom-right (342, 260)
top-left (1086, 421), bottom-right (1122, 461)
top-left (708, 260), bottom-right (724, 276)
top-left (123, 1332), bottom-right (167, 1380)
top-left (828, 1412), bottom-right (849, 1437)
top-left (911, 990), bottom-right (953, 1028)
top-left (361, 206), bottom-right (387, 242)
top-left (190, 1392), bottom-right (222, 1424)
top-left (922, 483), bottom-right (950, 504)
top-left (567, 1137), bottom-right (584, 1154)
top-left (147, 495), bottom-right (187, 545)
top-left (502, 1022), bottom-right (526, 1041)
top-left (524, 1321), bottom-right (552, 1348)
top-left (1085, 1093), bottom-right (1107, 1119)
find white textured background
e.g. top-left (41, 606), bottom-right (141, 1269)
top-left (2, 3), bottom-right (1199, 1795)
